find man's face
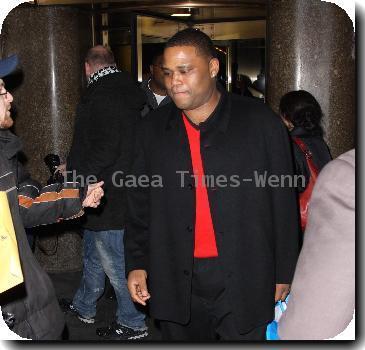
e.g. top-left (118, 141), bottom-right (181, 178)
top-left (150, 55), bottom-right (166, 91)
top-left (162, 46), bottom-right (219, 111)
top-left (0, 79), bottom-right (14, 129)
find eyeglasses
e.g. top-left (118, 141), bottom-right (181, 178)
top-left (0, 90), bottom-right (8, 97)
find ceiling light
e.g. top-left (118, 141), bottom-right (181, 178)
top-left (171, 13), bottom-right (192, 17)
top-left (171, 8), bottom-right (192, 17)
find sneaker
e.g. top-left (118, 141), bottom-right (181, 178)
top-left (96, 322), bottom-right (148, 340)
top-left (58, 298), bottom-right (95, 324)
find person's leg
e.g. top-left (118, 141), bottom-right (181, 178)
top-left (189, 257), bottom-right (267, 341)
top-left (239, 324), bottom-right (267, 340)
top-left (72, 230), bottom-right (106, 319)
top-left (94, 229), bottom-right (146, 330)
top-left (216, 315), bottom-right (267, 341)
top-left (212, 288), bottom-right (267, 341)
top-left (159, 258), bottom-right (224, 341)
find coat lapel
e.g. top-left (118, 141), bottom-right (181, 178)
top-left (165, 106), bottom-right (193, 176)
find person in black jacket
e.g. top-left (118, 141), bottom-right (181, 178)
top-left (125, 28), bottom-right (299, 341)
top-left (140, 49), bottom-right (172, 118)
top-left (0, 54), bottom-right (104, 340)
top-left (279, 90), bottom-right (332, 192)
top-left (59, 45), bottom-right (148, 340)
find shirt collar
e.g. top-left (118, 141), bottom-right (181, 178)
top-left (87, 65), bottom-right (121, 87)
top-left (167, 84), bottom-right (231, 134)
top-left (185, 84), bottom-right (227, 132)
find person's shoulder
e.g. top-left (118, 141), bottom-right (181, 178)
top-left (94, 71), bottom-right (137, 92)
top-left (137, 103), bottom-right (176, 137)
top-left (337, 149), bottom-right (355, 167)
top-left (93, 72), bottom-right (145, 106)
top-left (110, 71), bottom-right (137, 89)
top-left (315, 149), bottom-right (355, 193)
top-left (228, 93), bottom-right (282, 127)
top-left (141, 103), bottom-right (175, 125)
top-left (321, 149), bottom-right (355, 177)
top-left (139, 79), bottom-right (149, 91)
top-left (230, 93), bottom-right (273, 115)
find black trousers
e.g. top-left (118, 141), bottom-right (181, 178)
top-left (159, 257), bottom-right (267, 341)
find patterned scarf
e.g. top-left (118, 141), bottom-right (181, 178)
top-left (87, 65), bottom-right (121, 87)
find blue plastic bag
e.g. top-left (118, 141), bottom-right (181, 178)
top-left (266, 295), bottom-right (290, 340)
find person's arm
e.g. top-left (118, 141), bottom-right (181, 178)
top-left (17, 162), bottom-right (103, 228)
top-left (278, 152), bottom-right (355, 340)
top-left (265, 111), bottom-right (300, 295)
top-left (124, 122), bottom-right (151, 304)
top-left (127, 269), bottom-right (150, 306)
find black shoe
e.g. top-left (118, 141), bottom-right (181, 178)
top-left (58, 298), bottom-right (95, 324)
top-left (96, 322), bottom-right (148, 340)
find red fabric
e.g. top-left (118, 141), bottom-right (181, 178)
top-left (292, 137), bottom-right (319, 231)
top-left (182, 113), bottom-right (218, 257)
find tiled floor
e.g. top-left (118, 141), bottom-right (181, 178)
top-left (49, 271), bottom-right (161, 341)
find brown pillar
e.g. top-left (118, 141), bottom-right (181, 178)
top-left (1, 4), bottom-right (92, 272)
top-left (266, 0), bottom-right (355, 158)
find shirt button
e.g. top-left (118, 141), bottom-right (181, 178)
top-left (186, 226), bottom-right (193, 232)
top-left (188, 183), bottom-right (194, 190)
top-left (183, 270), bottom-right (190, 276)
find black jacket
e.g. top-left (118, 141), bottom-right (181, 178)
top-left (125, 92), bottom-right (300, 334)
top-left (67, 72), bottom-right (145, 231)
top-left (290, 127), bottom-right (332, 192)
top-left (0, 130), bottom-right (84, 339)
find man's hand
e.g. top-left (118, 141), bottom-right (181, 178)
top-left (82, 181), bottom-right (104, 208)
top-left (275, 283), bottom-right (290, 302)
top-left (55, 163), bottom-right (67, 177)
top-left (127, 269), bottom-right (150, 306)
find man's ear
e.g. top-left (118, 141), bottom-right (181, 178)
top-left (209, 58), bottom-right (220, 78)
top-left (85, 62), bottom-right (91, 77)
top-left (149, 64), bottom-right (154, 75)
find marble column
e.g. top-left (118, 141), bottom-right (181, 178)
top-left (1, 4), bottom-right (92, 272)
top-left (266, 0), bottom-right (355, 158)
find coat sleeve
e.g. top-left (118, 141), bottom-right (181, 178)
top-left (17, 161), bottom-right (84, 228)
top-left (264, 112), bottom-right (300, 284)
top-left (278, 153), bottom-right (355, 340)
top-left (124, 122), bottom-right (150, 275)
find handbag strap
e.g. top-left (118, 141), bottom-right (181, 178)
top-left (292, 137), bottom-right (319, 179)
top-left (292, 137), bottom-right (312, 160)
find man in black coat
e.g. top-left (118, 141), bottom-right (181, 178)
top-left (140, 48), bottom-right (172, 118)
top-left (125, 29), bottom-right (300, 341)
top-left (60, 46), bottom-right (148, 340)
top-left (0, 54), bottom-right (104, 340)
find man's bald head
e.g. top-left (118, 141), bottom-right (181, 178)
top-left (85, 45), bottom-right (115, 67)
top-left (84, 45), bottom-right (116, 78)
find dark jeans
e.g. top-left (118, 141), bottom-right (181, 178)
top-left (159, 257), bottom-right (267, 341)
top-left (72, 229), bottom-right (146, 329)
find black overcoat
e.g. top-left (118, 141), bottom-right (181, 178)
top-left (67, 72), bottom-right (145, 230)
top-left (125, 92), bottom-right (300, 334)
